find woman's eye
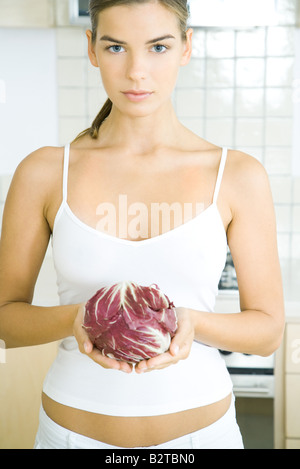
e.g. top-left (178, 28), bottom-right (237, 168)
top-left (152, 44), bottom-right (168, 53)
top-left (108, 45), bottom-right (125, 53)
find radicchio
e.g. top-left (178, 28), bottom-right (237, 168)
top-left (82, 281), bottom-right (177, 364)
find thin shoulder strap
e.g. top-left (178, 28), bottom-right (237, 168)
top-left (62, 143), bottom-right (70, 203)
top-left (213, 147), bottom-right (228, 204)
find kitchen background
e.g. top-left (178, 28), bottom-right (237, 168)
top-left (0, 0), bottom-right (300, 449)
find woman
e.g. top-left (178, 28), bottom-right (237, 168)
top-left (0, 0), bottom-right (285, 449)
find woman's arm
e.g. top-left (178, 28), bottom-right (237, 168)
top-left (0, 149), bottom-right (78, 348)
top-left (135, 152), bottom-right (285, 373)
top-left (0, 148), bottom-right (133, 373)
top-left (192, 152), bottom-right (285, 356)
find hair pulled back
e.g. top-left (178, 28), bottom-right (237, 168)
top-left (74, 0), bottom-right (189, 141)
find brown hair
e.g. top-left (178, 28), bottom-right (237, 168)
top-left (74, 0), bottom-right (189, 142)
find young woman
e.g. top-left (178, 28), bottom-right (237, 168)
top-left (0, 0), bottom-right (285, 449)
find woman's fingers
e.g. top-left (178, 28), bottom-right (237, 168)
top-left (135, 308), bottom-right (195, 374)
top-left (73, 303), bottom-right (133, 373)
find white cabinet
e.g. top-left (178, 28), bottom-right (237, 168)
top-left (285, 324), bottom-right (300, 447)
top-left (0, 0), bottom-right (54, 28)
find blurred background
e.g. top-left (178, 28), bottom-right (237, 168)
top-left (0, 0), bottom-right (299, 449)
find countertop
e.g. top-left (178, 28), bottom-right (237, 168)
top-left (216, 259), bottom-right (300, 323)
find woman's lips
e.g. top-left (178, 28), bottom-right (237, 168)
top-left (122, 90), bottom-right (153, 102)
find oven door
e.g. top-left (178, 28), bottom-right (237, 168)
top-left (219, 351), bottom-right (275, 448)
top-left (220, 351), bottom-right (275, 398)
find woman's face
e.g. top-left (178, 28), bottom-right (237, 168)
top-left (87, 1), bottom-right (192, 118)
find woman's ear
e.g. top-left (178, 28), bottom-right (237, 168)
top-left (180, 28), bottom-right (193, 67)
top-left (86, 30), bottom-right (99, 68)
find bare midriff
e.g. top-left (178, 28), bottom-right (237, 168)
top-left (42, 392), bottom-right (232, 448)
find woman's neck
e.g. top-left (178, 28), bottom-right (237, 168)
top-left (96, 102), bottom-right (185, 156)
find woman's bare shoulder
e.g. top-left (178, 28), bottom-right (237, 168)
top-left (8, 146), bottom-right (65, 210)
top-left (225, 149), bottom-right (271, 212)
top-left (226, 149), bottom-right (269, 186)
top-left (13, 146), bottom-right (64, 189)
top-left (16, 145), bottom-right (64, 172)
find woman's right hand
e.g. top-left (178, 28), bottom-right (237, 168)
top-left (73, 303), bottom-right (133, 373)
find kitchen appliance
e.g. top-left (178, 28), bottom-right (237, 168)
top-left (219, 350), bottom-right (275, 398)
top-left (219, 349), bottom-right (275, 448)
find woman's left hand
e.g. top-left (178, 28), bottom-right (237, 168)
top-left (135, 307), bottom-right (196, 374)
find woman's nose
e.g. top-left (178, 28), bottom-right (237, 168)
top-left (125, 53), bottom-right (148, 81)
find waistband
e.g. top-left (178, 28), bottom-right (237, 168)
top-left (35, 394), bottom-right (242, 449)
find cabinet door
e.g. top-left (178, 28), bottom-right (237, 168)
top-left (286, 439), bottom-right (300, 449)
top-left (0, 0), bottom-right (53, 28)
top-left (285, 374), bottom-right (300, 438)
top-left (285, 324), bottom-right (300, 374)
top-left (0, 343), bottom-right (58, 449)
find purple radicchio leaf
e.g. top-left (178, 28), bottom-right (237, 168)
top-left (82, 281), bottom-right (177, 364)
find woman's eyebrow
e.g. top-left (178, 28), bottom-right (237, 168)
top-left (99, 35), bottom-right (176, 45)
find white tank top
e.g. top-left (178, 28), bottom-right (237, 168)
top-left (43, 144), bottom-right (233, 417)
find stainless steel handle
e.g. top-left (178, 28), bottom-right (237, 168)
top-left (233, 386), bottom-right (270, 394)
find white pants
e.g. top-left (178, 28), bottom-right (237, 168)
top-left (34, 395), bottom-right (244, 450)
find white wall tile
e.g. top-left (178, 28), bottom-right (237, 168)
top-left (266, 88), bottom-right (293, 117)
top-left (191, 30), bottom-right (206, 58)
top-left (265, 118), bottom-right (293, 146)
top-left (292, 205), bottom-right (300, 231)
top-left (275, 205), bottom-right (292, 232)
top-left (0, 174), bottom-right (13, 202)
top-left (205, 118), bottom-right (234, 147)
top-left (59, 117), bottom-right (88, 145)
top-left (267, 27), bottom-right (295, 56)
top-left (293, 178), bottom-right (300, 202)
top-left (58, 88), bottom-right (86, 117)
top-left (236, 58), bottom-right (265, 87)
top-left (236, 29), bottom-right (266, 57)
top-left (277, 233), bottom-right (291, 259)
top-left (291, 234), bottom-right (300, 258)
top-left (270, 176), bottom-right (293, 204)
top-left (176, 89), bottom-right (205, 117)
top-left (206, 59), bottom-right (235, 88)
top-left (88, 88), bottom-right (109, 120)
top-left (235, 89), bottom-right (264, 117)
top-left (206, 30), bottom-right (235, 58)
top-left (179, 118), bottom-right (204, 136)
top-left (87, 62), bottom-right (102, 88)
top-left (266, 57), bottom-right (295, 86)
top-left (56, 27), bottom-right (86, 57)
top-left (206, 89), bottom-right (235, 117)
top-left (177, 59), bottom-right (205, 88)
top-left (235, 119), bottom-right (264, 147)
top-left (265, 148), bottom-right (292, 175)
top-left (57, 58), bottom-right (86, 87)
